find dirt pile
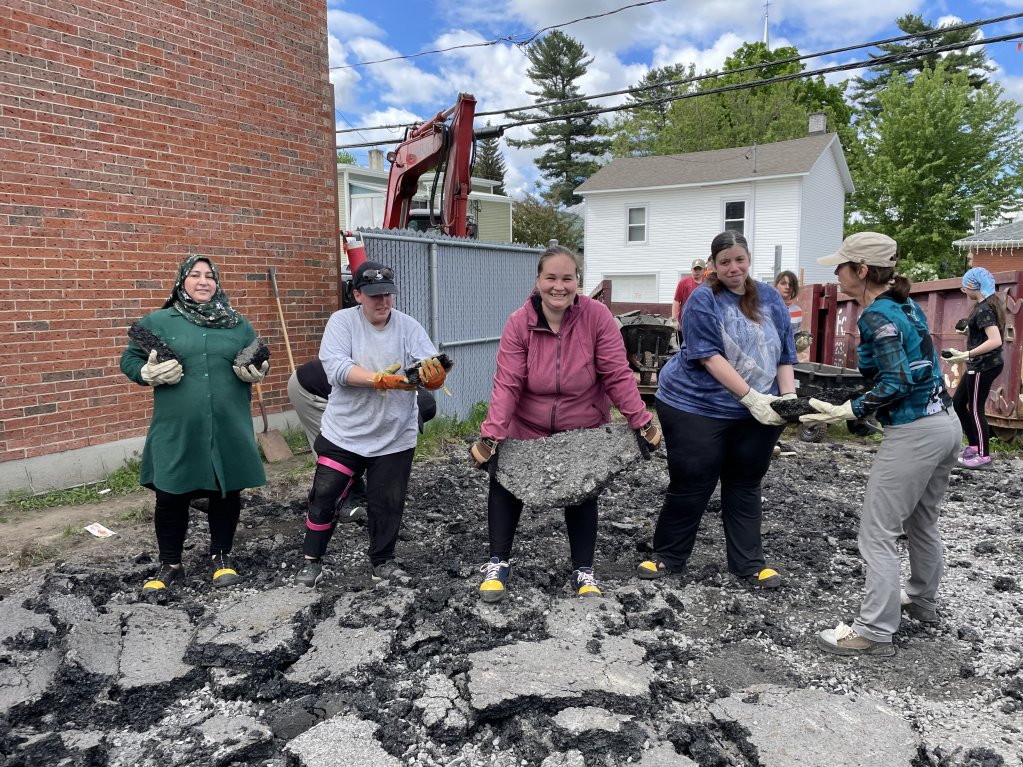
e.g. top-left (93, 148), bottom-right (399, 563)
top-left (0, 435), bottom-right (1021, 766)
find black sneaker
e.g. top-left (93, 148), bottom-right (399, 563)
top-left (571, 567), bottom-right (603, 598)
top-left (636, 557), bottom-right (673, 580)
top-left (142, 563), bottom-right (184, 591)
top-left (211, 553), bottom-right (241, 587)
top-left (372, 560), bottom-right (409, 582)
top-left (741, 567), bottom-right (782, 589)
top-left (296, 558), bottom-right (324, 588)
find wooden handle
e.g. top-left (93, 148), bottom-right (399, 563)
top-left (268, 268), bottom-right (297, 374)
top-left (253, 382), bottom-right (269, 433)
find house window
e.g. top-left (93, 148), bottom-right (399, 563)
top-left (627, 206), bottom-right (647, 243)
top-left (724, 201), bottom-right (745, 235)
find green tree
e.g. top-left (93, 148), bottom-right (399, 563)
top-left (851, 14), bottom-right (995, 116)
top-left (512, 193), bottom-right (583, 251)
top-left (848, 64), bottom-right (1023, 276)
top-left (336, 150), bottom-right (357, 164)
top-left (506, 31), bottom-right (609, 206)
top-left (608, 63), bottom-right (696, 157)
top-left (473, 124), bottom-right (507, 195)
top-left (621, 43), bottom-right (850, 155)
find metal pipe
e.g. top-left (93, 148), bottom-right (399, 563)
top-left (439, 336), bottom-right (502, 349)
top-left (429, 241), bottom-right (440, 345)
top-left (359, 229), bottom-right (542, 254)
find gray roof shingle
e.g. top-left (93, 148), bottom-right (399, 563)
top-left (576, 133), bottom-right (839, 193)
top-left (953, 219), bottom-right (1023, 247)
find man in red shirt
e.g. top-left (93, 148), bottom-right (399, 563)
top-left (671, 259), bottom-right (706, 340)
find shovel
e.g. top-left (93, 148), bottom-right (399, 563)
top-left (253, 381), bottom-right (293, 462)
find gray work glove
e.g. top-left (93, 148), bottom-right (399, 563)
top-left (739, 387), bottom-right (786, 426)
top-left (141, 350), bottom-right (183, 386)
top-left (233, 360), bottom-right (269, 383)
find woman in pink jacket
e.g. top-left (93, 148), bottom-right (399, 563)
top-left (470, 246), bottom-right (661, 602)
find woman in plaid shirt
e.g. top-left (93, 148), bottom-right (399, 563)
top-left (800, 232), bottom-right (962, 657)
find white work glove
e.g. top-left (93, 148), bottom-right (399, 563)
top-left (738, 387), bottom-right (786, 426)
top-left (941, 348), bottom-right (970, 364)
top-left (779, 392), bottom-right (797, 401)
top-left (798, 399), bottom-right (856, 425)
top-left (141, 350), bottom-right (183, 386)
top-left (233, 360), bottom-right (269, 383)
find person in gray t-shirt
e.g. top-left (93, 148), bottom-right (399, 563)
top-left (296, 261), bottom-right (450, 588)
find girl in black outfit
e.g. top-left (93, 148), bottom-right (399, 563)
top-left (943, 267), bottom-right (1005, 469)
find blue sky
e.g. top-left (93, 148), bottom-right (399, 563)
top-left (327, 0), bottom-right (1023, 198)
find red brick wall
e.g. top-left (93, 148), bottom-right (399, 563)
top-left (970, 248), bottom-right (1023, 273)
top-left (0, 0), bottom-right (338, 462)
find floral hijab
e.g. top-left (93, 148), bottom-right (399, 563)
top-left (161, 255), bottom-right (242, 328)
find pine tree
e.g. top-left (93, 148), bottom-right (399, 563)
top-left (851, 14), bottom-right (995, 115)
top-left (506, 31), bottom-right (609, 206)
top-left (609, 63), bottom-right (696, 157)
top-left (473, 124), bottom-right (507, 195)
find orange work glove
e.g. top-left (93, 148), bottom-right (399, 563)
top-left (416, 356), bottom-right (450, 391)
top-left (372, 363), bottom-right (416, 391)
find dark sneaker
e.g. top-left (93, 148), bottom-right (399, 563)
top-left (478, 557), bottom-right (511, 603)
top-left (296, 559), bottom-right (324, 588)
top-left (338, 504), bottom-right (368, 524)
top-left (817, 622), bottom-right (895, 656)
top-left (334, 488), bottom-right (368, 523)
top-left (571, 567), bottom-right (603, 598)
top-left (741, 567), bottom-right (782, 589)
top-left (372, 560), bottom-right (409, 582)
top-left (636, 558), bottom-right (672, 580)
top-left (142, 563), bottom-right (184, 591)
top-left (900, 589), bottom-right (938, 624)
top-left (211, 553), bottom-right (241, 587)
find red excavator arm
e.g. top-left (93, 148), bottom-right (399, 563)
top-left (382, 92), bottom-right (477, 237)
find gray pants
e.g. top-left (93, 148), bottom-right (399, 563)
top-left (287, 372), bottom-right (327, 455)
top-left (853, 409), bottom-right (961, 643)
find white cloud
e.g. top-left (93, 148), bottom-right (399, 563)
top-left (347, 38), bottom-right (451, 107)
top-left (326, 8), bottom-right (384, 40)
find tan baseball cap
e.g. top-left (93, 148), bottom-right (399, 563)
top-left (691, 259), bottom-right (706, 270)
top-left (818, 232), bottom-right (897, 267)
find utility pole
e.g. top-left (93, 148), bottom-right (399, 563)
top-left (763, 0), bottom-right (770, 49)
top-left (973, 205), bottom-right (983, 235)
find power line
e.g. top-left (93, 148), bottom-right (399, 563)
top-left (329, 0), bottom-right (667, 71)
top-left (336, 29), bottom-right (1023, 149)
top-left (336, 12), bottom-right (1023, 137)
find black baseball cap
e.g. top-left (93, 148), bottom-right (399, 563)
top-left (353, 261), bottom-right (397, 296)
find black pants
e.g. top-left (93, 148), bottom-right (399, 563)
top-left (487, 477), bottom-right (598, 569)
top-left (153, 489), bottom-right (241, 565)
top-left (952, 364), bottom-right (1002, 457)
top-left (652, 401), bottom-right (783, 576)
top-left (304, 434), bottom-right (414, 565)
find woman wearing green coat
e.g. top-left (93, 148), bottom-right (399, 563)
top-left (121, 255), bottom-right (268, 591)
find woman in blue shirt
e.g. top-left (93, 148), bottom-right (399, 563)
top-left (637, 231), bottom-right (796, 587)
top-left (801, 232), bottom-right (961, 657)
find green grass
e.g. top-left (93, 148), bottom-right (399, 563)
top-left (415, 401), bottom-right (488, 460)
top-left (3, 457), bottom-right (144, 513)
top-left (282, 425), bottom-right (311, 454)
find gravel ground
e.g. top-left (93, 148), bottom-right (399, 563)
top-left (0, 430), bottom-right (1021, 767)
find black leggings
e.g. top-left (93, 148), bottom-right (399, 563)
top-left (153, 489), bottom-right (241, 565)
top-left (487, 477), bottom-right (598, 569)
top-left (652, 401), bottom-right (783, 576)
top-left (952, 364), bottom-right (1002, 457)
top-left (304, 435), bottom-right (414, 565)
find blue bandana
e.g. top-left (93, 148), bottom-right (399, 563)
top-left (962, 267), bottom-right (996, 298)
